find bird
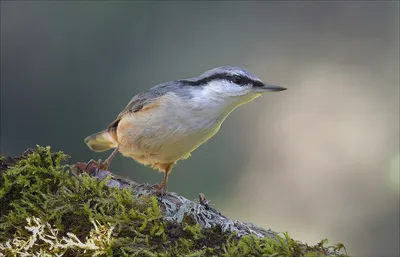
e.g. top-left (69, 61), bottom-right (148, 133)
top-left (84, 66), bottom-right (286, 194)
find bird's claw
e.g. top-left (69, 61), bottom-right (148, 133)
top-left (83, 159), bottom-right (109, 176)
top-left (199, 193), bottom-right (210, 207)
top-left (151, 182), bottom-right (168, 197)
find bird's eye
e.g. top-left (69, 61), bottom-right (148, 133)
top-left (233, 75), bottom-right (242, 84)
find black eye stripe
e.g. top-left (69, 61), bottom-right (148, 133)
top-left (227, 75), bottom-right (250, 86)
top-left (180, 73), bottom-right (260, 87)
top-left (226, 75), bottom-right (264, 87)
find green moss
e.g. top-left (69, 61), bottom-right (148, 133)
top-left (0, 146), bottom-right (349, 257)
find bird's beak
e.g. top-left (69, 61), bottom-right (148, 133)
top-left (254, 83), bottom-right (287, 92)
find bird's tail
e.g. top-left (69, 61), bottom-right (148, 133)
top-left (84, 130), bottom-right (118, 152)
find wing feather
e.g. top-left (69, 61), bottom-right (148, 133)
top-left (107, 81), bottom-right (188, 131)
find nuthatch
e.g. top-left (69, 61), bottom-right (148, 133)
top-left (85, 66), bottom-right (286, 194)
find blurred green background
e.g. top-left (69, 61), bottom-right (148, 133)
top-left (1, 1), bottom-right (399, 256)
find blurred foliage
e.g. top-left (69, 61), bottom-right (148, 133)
top-left (389, 153), bottom-right (399, 192)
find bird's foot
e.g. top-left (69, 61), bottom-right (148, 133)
top-left (83, 159), bottom-right (106, 175)
top-left (150, 182), bottom-right (168, 197)
top-left (71, 159), bottom-right (111, 177)
top-left (87, 159), bottom-right (109, 170)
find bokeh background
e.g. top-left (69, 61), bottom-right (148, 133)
top-left (1, 1), bottom-right (399, 256)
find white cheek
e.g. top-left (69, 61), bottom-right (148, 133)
top-left (209, 81), bottom-right (250, 96)
top-left (192, 81), bottom-right (261, 114)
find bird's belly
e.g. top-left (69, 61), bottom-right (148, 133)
top-left (117, 110), bottom-right (222, 165)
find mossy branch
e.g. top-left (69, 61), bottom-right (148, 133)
top-left (0, 146), bottom-right (349, 257)
top-left (72, 159), bottom-right (277, 240)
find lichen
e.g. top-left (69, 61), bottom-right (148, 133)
top-left (0, 146), bottom-right (349, 257)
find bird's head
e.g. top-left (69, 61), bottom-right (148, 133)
top-left (181, 66), bottom-right (286, 106)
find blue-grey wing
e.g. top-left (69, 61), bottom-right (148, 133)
top-left (107, 81), bottom-right (195, 130)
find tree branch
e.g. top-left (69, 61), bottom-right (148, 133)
top-left (0, 147), bottom-right (348, 256)
top-left (72, 162), bottom-right (277, 239)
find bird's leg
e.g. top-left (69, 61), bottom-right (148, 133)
top-left (100, 147), bottom-right (119, 170)
top-left (153, 163), bottom-right (174, 196)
